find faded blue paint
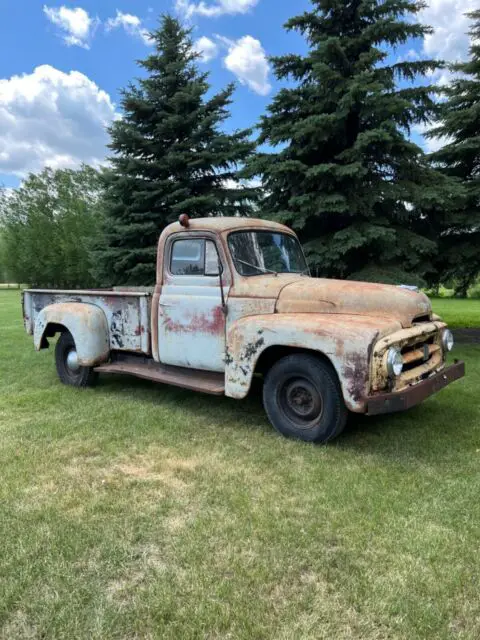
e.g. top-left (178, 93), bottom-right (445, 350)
top-left (158, 276), bottom-right (229, 372)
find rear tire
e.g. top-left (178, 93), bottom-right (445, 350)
top-left (55, 331), bottom-right (97, 387)
top-left (263, 354), bottom-right (347, 443)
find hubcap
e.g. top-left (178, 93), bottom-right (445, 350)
top-left (281, 377), bottom-right (323, 427)
top-left (66, 349), bottom-right (80, 373)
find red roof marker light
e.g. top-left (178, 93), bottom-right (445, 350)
top-left (179, 214), bottom-right (190, 228)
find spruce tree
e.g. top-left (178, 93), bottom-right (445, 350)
top-left (427, 10), bottom-right (480, 297)
top-left (97, 15), bottom-right (257, 285)
top-left (247, 0), bottom-right (458, 285)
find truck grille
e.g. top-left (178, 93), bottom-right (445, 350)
top-left (370, 321), bottom-right (446, 393)
top-left (398, 338), bottom-right (443, 388)
top-left (401, 338), bottom-right (439, 371)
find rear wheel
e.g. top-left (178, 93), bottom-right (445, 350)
top-left (55, 331), bottom-right (97, 387)
top-left (263, 354), bottom-right (347, 443)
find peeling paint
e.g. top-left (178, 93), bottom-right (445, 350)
top-left (225, 313), bottom-right (403, 412)
top-left (370, 321), bottom-right (447, 392)
top-left (163, 306), bottom-right (225, 336)
top-left (24, 289), bottom-right (152, 357)
top-left (22, 216), bottom-right (456, 419)
top-left (343, 352), bottom-right (369, 403)
top-left (33, 302), bottom-right (110, 366)
top-left (243, 337), bottom-right (265, 360)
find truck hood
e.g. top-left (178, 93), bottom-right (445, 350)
top-left (275, 278), bottom-right (432, 328)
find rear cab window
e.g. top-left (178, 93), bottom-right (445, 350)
top-left (170, 239), bottom-right (220, 276)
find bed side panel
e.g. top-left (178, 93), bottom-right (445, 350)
top-left (24, 290), bottom-right (151, 354)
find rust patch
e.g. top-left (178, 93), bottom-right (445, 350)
top-left (276, 278), bottom-right (432, 328)
top-left (343, 353), bottom-right (369, 403)
top-left (163, 305), bottom-right (225, 336)
top-left (370, 322), bottom-right (446, 392)
top-left (134, 325), bottom-right (146, 336)
top-left (95, 359), bottom-right (225, 395)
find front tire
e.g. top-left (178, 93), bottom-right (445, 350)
top-left (263, 354), bottom-right (347, 443)
top-left (55, 331), bottom-right (97, 387)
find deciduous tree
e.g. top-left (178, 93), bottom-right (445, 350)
top-left (0, 166), bottom-right (103, 288)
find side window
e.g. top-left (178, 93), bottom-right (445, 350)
top-left (170, 239), bottom-right (220, 276)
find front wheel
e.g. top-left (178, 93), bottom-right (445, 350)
top-left (263, 354), bottom-right (347, 443)
top-left (55, 331), bottom-right (97, 387)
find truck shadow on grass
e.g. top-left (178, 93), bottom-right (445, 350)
top-left (93, 373), bottom-right (474, 465)
top-left (94, 374), bottom-right (273, 433)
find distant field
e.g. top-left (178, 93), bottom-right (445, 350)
top-left (1, 290), bottom-right (479, 639)
top-left (431, 297), bottom-right (480, 328)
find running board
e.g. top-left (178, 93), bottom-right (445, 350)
top-left (94, 360), bottom-right (225, 395)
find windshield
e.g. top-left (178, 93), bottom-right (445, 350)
top-left (228, 230), bottom-right (308, 276)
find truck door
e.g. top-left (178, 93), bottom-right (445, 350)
top-left (158, 236), bottom-right (229, 372)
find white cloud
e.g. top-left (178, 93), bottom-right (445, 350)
top-left (413, 1), bottom-right (477, 151)
top-left (406, 48), bottom-right (420, 61)
top-left (176, 0), bottom-right (259, 19)
top-left (0, 65), bottom-right (116, 177)
top-left (413, 121), bottom-right (452, 154)
top-left (219, 35), bottom-right (271, 96)
top-left (194, 36), bottom-right (218, 62)
top-left (425, 135), bottom-right (451, 154)
top-left (106, 11), bottom-right (153, 46)
top-left (43, 5), bottom-right (97, 49)
top-left (396, 48), bottom-right (421, 64)
top-left (419, 0), bottom-right (476, 62)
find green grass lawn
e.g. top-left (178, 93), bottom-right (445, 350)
top-left (1, 290), bottom-right (480, 639)
top-left (431, 297), bottom-right (480, 329)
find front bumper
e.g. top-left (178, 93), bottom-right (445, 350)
top-left (366, 360), bottom-right (465, 416)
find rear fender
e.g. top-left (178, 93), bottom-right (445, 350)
top-left (225, 314), bottom-right (392, 412)
top-left (34, 302), bottom-right (110, 367)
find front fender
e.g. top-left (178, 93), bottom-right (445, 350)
top-left (34, 302), bottom-right (110, 367)
top-left (225, 313), bottom-right (401, 412)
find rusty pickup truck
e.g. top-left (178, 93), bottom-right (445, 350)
top-left (22, 216), bottom-right (465, 443)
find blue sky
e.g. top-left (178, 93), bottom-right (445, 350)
top-left (0, 0), bottom-right (474, 188)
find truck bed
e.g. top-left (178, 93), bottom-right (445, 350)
top-left (23, 289), bottom-right (152, 355)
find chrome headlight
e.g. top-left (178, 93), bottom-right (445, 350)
top-left (442, 329), bottom-right (454, 352)
top-left (386, 347), bottom-right (404, 377)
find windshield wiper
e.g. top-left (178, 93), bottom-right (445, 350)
top-left (236, 259), bottom-right (278, 276)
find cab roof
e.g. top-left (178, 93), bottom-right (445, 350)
top-left (164, 216), bottom-right (294, 235)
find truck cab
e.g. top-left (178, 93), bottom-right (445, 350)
top-left (23, 216), bottom-right (465, 443)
